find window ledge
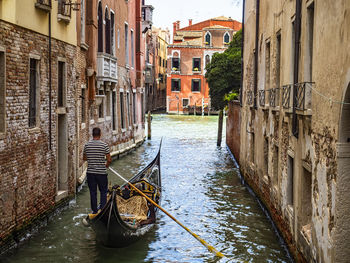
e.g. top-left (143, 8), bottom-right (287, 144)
top-left (80, 42), bottom-right (89, 51)
top-left (112, 130), bottom-right (118, 135)
top-left (89, 119), bottom-right (95, 125)
top-left (191, 91), bottom-right (201, 93)
top-left (28, 127), bottom-right (41, 134)
top-left (106, 116), bottom-right (112, 121)
top-left (121, 128), bottom-right (126, 133)
top-left (271, 106), bottom-right (280, 112)
top-left (296, 109), bottom-right (312, 116)
top-left (171, 91), bottom-right (180, 93)
top-left (57, 14), bottom-right (71, 23)
top-left (98, 118), bottom-right (105, 123)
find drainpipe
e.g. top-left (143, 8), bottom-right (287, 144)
top-left (253, 0), bottom-right (260, 109)
top-left (292, 0), bottom-right (301, 138)
top-left (49, 10), bottom-right (52, 149)
top-left (240, 0), bottom-right (245, 107)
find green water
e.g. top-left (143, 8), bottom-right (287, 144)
top-left (1, 115), bottom-right (291, 263)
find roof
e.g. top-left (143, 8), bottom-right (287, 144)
top-left (203, 25), bottom-right (232, 30)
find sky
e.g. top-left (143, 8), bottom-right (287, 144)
top-left (147, 0), bottom-right (242, 36)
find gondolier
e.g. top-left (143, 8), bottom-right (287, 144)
top-left (83, 127), bottom-right (111, 216)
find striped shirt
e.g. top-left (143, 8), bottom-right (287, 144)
top-left (83, 139), bottom-right (110, 174)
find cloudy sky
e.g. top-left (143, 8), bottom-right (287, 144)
top-left (147, 0), bottom-right (242, 34)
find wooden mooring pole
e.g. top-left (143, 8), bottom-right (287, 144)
top-left (217, 110), bottom-right (223, 146)
top-left (147, 111), bottom-right (151, 139)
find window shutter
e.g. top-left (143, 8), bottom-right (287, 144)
top-left (179, 79), bottom-right (181, 92)
top-left (199, 79), bottom-right (201, 92)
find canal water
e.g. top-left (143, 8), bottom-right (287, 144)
top-left (2, 115), bottom-right (291, 263)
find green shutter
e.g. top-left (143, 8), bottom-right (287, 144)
top-left (199, 79), bottom-right (201, 92)
top-left (179, 79), bottom-right (181, 92)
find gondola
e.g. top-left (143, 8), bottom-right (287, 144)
top-left (83, 142), bottom-right (161, 248)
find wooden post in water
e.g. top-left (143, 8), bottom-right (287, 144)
top-left (217, 109), bottom-right (223, 146)
top-left (147, 111), bottom-right (151, 139)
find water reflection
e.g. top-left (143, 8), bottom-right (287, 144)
top-left (1, 115), bottom-right (290, 263)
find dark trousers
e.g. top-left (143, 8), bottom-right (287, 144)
top-left (87, 173), bottom-right (108, 214)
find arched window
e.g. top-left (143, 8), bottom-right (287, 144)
top-left (205, 32), bottom-right (211, 46)
top-left (205, 54), bottom-right (210, 67)
top-left (97, 2), bottom-right (103, 52)
top-left (224, 32), bottom-right (230, 44)
top-left (105, 7), bottom-right (110, 54)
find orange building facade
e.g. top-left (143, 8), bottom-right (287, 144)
top-left (166, 17), bottom-right (241, 114)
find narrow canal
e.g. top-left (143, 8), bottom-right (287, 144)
top-left (2, 115), bottom-right (291, 263)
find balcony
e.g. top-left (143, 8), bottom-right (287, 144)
top-left (258, 90), bottom-right (265, 107)
top-left (295, 82), bottom-right (313, 111)
top-left (57, 0), bottom-right (71, 23)
top-left (282, 84), bottom-right (292, 109)
top-left (97, 53), bottom-right (118, 83)
top-left (269, 87), bottom-right (280, 108)
top-left (142, 5), bottom-right (154, 33)
top-left (35, 0), bottom-right (51, 12)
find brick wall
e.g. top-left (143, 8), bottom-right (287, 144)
top-left (226, 100), bottom-right (241, 161)
top-left (0, 20), bottom-right (77, 242)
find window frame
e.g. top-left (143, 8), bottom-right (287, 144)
top-left (191, 79), bottom-right (201, 93)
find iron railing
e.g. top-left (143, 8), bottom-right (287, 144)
top-left (247, 90), bottom-right (253, 106)
top-left (258, 90), bottom-right (265, 107)
top-left (268, 87), bottom-right (280, 107)
top-left (282, 84), bottom-right (292, 109)
top-left (295, 82), bottom-right (313, 110)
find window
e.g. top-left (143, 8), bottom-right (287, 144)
top-left (272, 145), bottom-right (279, 186)
top-left (287, 155), bottom-right (294, 206)
top-left (81, 87), bottom-right (86, 123)
top-left (0, 51), bottom-right (5, 133)
top-left (98, 89), bottom-right (104, 118)
top-left (183, 98), bottom-right (189, 107)
top-left (127, 92), bottom-right (130, 127)
top-left (205, 55), bottom-right (210, 68)
top-left (117, 29), bottom-right (120, 49)
top-left (106, 88), bottom-right (111, 116)
top-left (300, 167), bottom-right (312, 241)
top-left (306, 2), bottom-right (314, 81)
top-left (192, 58), bottom-right (201, 71)
top-left (97, 2), bottom-right (103, 52)
top-left (172, 58), bottom-right (179, 71)
top-left (29, 58), bottom-right (40, 127)
top-left (265, 41), bottom-right (271, 90)
top-left (105, 8), bottom-right (110, 54)
top-left (112, 90), bottom-right (116, 130)
top-left (125, 24), bottom-right (129, 65)
top-left (263, 137), bottom-right (269, 176)
top-left (205, 32), bottom-right (211, 46)
top-left (120, 91), bottom-right (125, 129)
top-left (276, 33), bottom-right (281, 89)
top-left (111, 11), bottom-right (115, 55)
top-left (133, 92), bottom-right (136, 124)
top-left (58, 61), bottom-right (66, 107)
top-left (191, 79), bottom-right (201, 92)
top-left (171, 79), bottom-right (181, 92)
top-left (223, 32), bottom-right (230, 44)
top-left (80, 0), bottom-right (85, 44)
top-left (131, 30), bottom-right (134, 67)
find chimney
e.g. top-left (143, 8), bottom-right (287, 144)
top-left (173, 22), bottom-right (177, 40)
top-left (176, 20), bottom-right (180, 30)
top-left (189, 19), bottom-right (192, 26)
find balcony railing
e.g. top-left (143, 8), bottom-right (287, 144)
top-left (58, 0), bottom-right (71, 21)
top-left (295, 82), bottom-right (313, 111)
top-left (247, 90), bottom-right (253, 106)
top-left (35, 0), bottom-right (51, 11)
top-left (282, 84), bottom-right (292, 109)
top-left (97, 53), bottom-right (118, 82)
top-left (268, 87), bottom-right (280, 108)
top-left (258, 90), bottom-right (265, 107)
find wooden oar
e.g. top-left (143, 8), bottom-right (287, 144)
top-left (108, 167), bottom-right (225, 258)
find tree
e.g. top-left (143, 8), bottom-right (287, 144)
top-left (205, 29), bottom-right (242, 110)
top-left (205, 29), bottom-right (242, 146)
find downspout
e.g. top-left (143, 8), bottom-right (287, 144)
top-left (240, 0), bottom-right (245, 107)
top-left (49, 9), bottom-right (52, 149)
top-left (254, 0), bottom-right (260, 109)
top-left (292, 0), bottom-right (301, 137)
